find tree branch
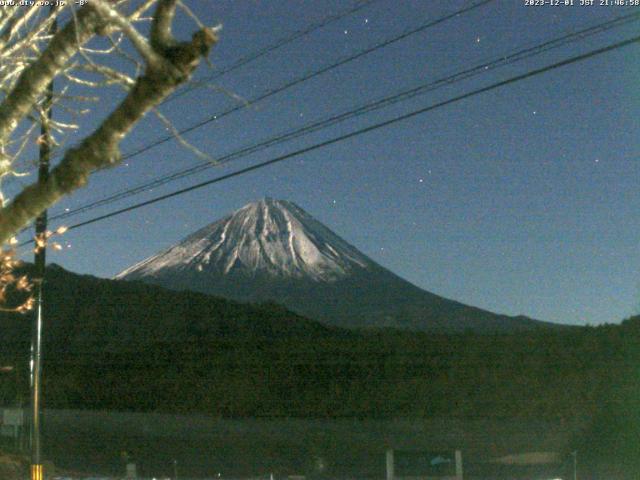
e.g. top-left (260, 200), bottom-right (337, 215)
top-left (151, 0), bottom-right (178, 51)
top-left (91, 0), bottom-right (164, 69)
top-left (0, 6), bottom-right (102, 147)
top-left (0, 6), bottom-right (218, 244)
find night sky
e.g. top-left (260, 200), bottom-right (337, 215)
top-left (11, 0), bottom-right (640, 326)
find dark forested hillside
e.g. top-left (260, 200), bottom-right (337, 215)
top-left (37, 326), bottom-right (632, 420)
top-left (0, 264), bottom-right (638, 477)
top-left (0, 265), bottom-right (634, 418)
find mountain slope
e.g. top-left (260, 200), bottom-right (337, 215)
top-left (119, 198), bottom-right (372, 281)
top-left (118, 198), bottom-right (555, 333)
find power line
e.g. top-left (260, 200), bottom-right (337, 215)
top-left (164, 0), bottom-right (380, 105)
top-left (110, 0), bottom-right (496, 162)
top-left (21, 33), bottom-right (637, 244)
top-left (44, 0), bottom-right (381, 169)
top-left (50, 10), bottom-right (640, 222)
top-left (17, 0), bottom-right (496, 235)
top-left (39, 0), bottom-right (498, 223)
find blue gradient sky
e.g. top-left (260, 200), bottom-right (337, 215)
top-left (12, 0), bottom-right (640, 326)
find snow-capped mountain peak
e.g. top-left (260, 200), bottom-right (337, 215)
top-left (117, 198), bottom-right (554, 333)
top-left (117, 198), bottom-right (372, 282)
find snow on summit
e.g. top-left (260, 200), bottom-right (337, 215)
top-left (117, 198), bottom-right (372, 282)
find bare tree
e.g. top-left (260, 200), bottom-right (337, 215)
top-left (0, 0), bottom-right (218, 245)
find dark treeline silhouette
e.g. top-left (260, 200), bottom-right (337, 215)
top-left (0, 264), bottom-right (638, 477)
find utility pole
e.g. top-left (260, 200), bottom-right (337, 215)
top-left (30, 7), bottom-right (56, 480)
top-left (571, 450), bottom-right (577, 480)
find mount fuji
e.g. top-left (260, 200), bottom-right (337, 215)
top-left (117, 198), bottom-right (553, 333)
